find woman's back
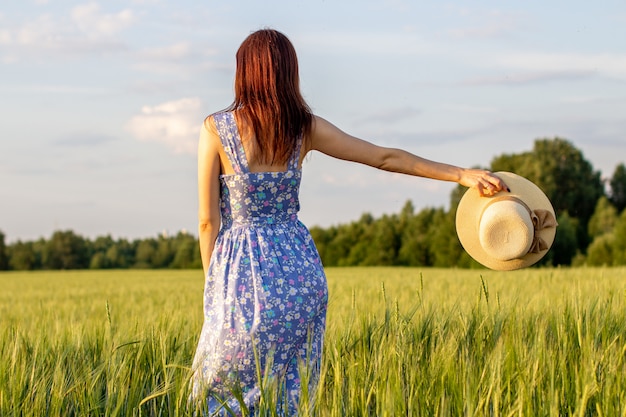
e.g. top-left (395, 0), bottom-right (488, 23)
top-left (213, 111), bottom-right (303, 228)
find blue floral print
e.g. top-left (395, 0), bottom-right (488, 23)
top-left (190, 111), bottom-right (328, 416)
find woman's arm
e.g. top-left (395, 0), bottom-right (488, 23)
top-left (197, 117), bottom-right (222, 277)
top-left (308, 115), bottom-right (507, 196)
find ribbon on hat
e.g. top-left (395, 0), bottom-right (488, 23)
top-left (528, 209), bottom-right (558, 253)
top-left (486, 196), bottom-right (558, 255)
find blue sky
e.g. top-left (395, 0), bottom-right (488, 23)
top-left (1, 0), bottom-right (625, 242)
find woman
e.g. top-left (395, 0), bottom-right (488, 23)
top-left (190, 29), bottom-right (506, 415)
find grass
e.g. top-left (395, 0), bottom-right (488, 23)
top-left (1, 267), bottom-right (626, 416)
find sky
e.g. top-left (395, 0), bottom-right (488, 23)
top-left (1, 0), bottom-right (625, 243)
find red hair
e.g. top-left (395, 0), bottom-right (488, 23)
top-left (227, 29), bottom-right (312, 166)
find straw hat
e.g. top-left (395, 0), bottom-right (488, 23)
top-left (455, 171), bottom-right (558, 271)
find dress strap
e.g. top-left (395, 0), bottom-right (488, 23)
top-left (212, 112), bottom-right (249, 174)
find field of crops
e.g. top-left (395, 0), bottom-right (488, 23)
top-left (1, 267), bottom-right (626, 416)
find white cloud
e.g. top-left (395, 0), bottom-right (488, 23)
top-left (126, 97), bottom-right (204, 154)
top-left (496, 52), bottom-right (626, 80)
top-left (0, 3), bottom-right (134, 60)
top-left (12, 14), bottom-right (56, 46)
top-left (71, 2), bottom-right (135, 37)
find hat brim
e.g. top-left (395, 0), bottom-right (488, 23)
top-left (455, 171), bottom-right (557, 271)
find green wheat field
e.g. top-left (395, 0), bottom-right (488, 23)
top-left (1, 267), bottom-right (626, 416)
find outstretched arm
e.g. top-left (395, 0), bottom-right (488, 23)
top-left (308, 116), bottom-right (507, 197)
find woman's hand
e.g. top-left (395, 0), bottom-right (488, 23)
top-left (459, 169), bottom-right (509, 197)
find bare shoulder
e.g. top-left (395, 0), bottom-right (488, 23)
top-left (203, 114), bottom-right (218, 133)
top-left (310, 115), bottom-right (337, 137)
top-left (308, 115), bottom-right (350, 150)
top-left (307, 114), bottom-right (385, 165)
top-left (198, 114), bottom-right (222, 154)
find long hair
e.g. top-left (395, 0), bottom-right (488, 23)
top-left (227, 29), bottom-right (312, 166)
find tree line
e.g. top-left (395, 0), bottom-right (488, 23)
top-left (1, 137), bottom-right (625, 271)
top-left (0, 230), bottom-right (201, 271)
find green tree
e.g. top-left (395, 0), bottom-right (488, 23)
top-left (609, 163), bottom-right (626, 213)
top-left (0, 230), bottom-right (8, 270)
top-left (309, 226), bottom-right (331, 263)
top-left (587, 196), bottom-right (618, 239)
top-left (8, 241), bottom-right (38, 270)
top-left (585, 234), bottom-right (615, 266)
top-left (545, 212), bottom-right (579, 266)
top-left (324, 215), bottom-right (371, 266)
top-left (429, 209), bottom-right (462, 267)
top-left (342, 214), bottom-right (374, 266)
top-left (152, 235), bottom-right (175, 268)
top-left (361, 214), bottom-right (400, 266)
top-left (399, 200), bottom-right (415, 222)
top-left (398, 207), bottom-right (438, 266)
top-left (105, 239), bottom-right (135, 268)
top-left (316, 226), bottom-right (343, 266)
top-left (134, 238), bottom-right (157, 268)
top-left (89, 235), bottom-right (115, 269)
top-left (171, 232), bottom-right (200, 269)
top-left (42, 230), bottom-right (90, 269)
top-left (612, 210), bottom-right (626, 265)
top-left (89, 252), bottom-right (108, 269)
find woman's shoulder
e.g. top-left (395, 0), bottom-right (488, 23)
top-left (204, 110), bottom-right (234, 131)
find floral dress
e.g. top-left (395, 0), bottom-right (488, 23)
top-left (190, 111), bottom-right (328, 416)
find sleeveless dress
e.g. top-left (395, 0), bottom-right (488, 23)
top-left (190, 111), bottom-right (328, 416)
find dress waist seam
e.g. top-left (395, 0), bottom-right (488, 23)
top-left (222, 216), bottom-right (300, 229)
